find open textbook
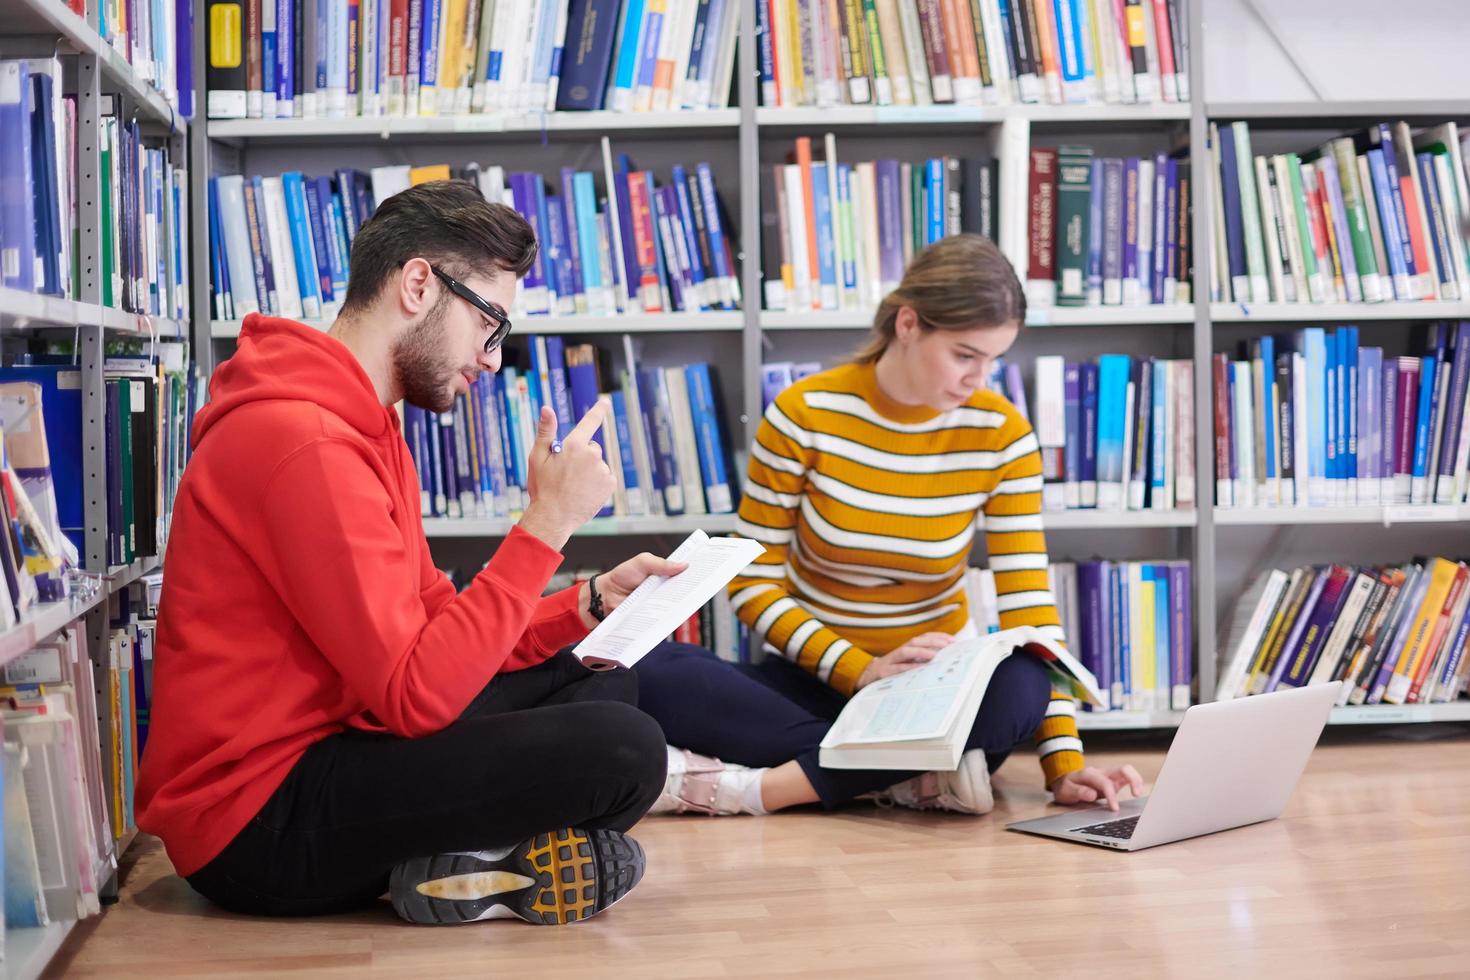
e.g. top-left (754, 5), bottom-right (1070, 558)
top-left (819, 627), bottom-right (1107, 771)
top-left (574, 530), bottom-right (765, 670)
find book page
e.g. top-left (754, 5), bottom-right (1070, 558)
top-left (574, 530), bottom-right (766, 670)
top-left (821, 642), bottom-right (1007, 747)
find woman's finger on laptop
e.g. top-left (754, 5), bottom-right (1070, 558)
top-left (1120, 764), bottom-right (1145, 797)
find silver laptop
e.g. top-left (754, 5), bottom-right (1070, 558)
top-left (1007, 681), bottom-right (1340, 851)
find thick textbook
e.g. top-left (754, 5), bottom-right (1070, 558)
top-left (818, 626), bottom-right (1105, 771)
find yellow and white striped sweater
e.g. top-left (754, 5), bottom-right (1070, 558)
top-left (727, 361), bottom-right (1086, 787)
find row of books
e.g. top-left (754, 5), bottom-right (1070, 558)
top-left (67, 0), bottom-right (190, 113)
top-left (759, 0), bottom-right (1189, 109)
top-left (765, 135), bottom-right (999, 312)
top-left (1027, 145), bottom-right (1192, 308)
top-left (2, 343), bottom-right (195, 577)
top-left (1218, 558), bottom-right (1470, 707)
top-left (991, 354), bottom-right (1195, 512)
top-left (966, 560), bottom-right (1193, 713)
top-left (1, 604), bottom-right (151, 932)
top-left (1212, 323), bottom-right (1470, 510)
top-left (204, 0), bottom-right (740, 119)
top-left (1, 57), bottom-right (191, 320)
top-left (1209, 120), bottom-right (1470, 307)
top-left (210, 153), bottom-right (739, 322)
top-left (405, 335), bottom-right (736, 519)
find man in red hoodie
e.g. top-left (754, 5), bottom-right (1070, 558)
top-left (136, 181), bottom-right (680, 926)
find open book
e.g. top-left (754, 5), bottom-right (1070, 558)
top-left (818, 627), bottom-right (1106, 771)
top-left (574, 530), bottom-right (765, 670)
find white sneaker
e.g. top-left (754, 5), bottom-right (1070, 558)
top-left (869, 749), bottom-right (994, 815)
top-left (648, 746), bottom-right (762, 816)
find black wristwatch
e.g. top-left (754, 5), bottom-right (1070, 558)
top-left (586, 574), bottom-right (608, 622)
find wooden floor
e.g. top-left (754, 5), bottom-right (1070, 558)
top-left (48, 726), bottom-right (1470, 978)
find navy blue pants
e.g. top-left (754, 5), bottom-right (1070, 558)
top-left (635, 643), bottom-right (1053, 806)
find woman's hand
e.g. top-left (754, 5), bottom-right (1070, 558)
top-left (1049, 765), bottom-right (1146, 812)
top-left (855, 632), bottom-right (955, 690)
top-left (579, 553), bottom-right (690, 628)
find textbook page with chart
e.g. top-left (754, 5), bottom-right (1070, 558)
top-left (819, 627), bottom-right (1106, 771)
top-left (574, 530), bottom-right (765, 670)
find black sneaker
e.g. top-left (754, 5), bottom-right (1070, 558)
top-left (389, 828), bottom-right (645, 925)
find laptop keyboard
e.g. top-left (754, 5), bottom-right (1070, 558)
top-left (1075, 815), bottom-right (1139, 839)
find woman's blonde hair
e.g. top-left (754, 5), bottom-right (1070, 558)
top-left (853, 234), bottom-right (1026, 364)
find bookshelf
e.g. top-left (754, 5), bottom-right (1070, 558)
top-left (0, 0), bottom-right (187, 970)
top-left (193, 0), bottom-right (1470, 736)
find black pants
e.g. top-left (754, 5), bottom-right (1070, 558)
top-left (636, 642), bottom-right (1053, 806)
top-left (186, 650), bottom-right (667, 917)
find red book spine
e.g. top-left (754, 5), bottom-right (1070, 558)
top-left (1027, 148), bottom-right (1058, 286)
top-left (627, 173), bottom-right (664, 313)
top-left (1213, 353), bottom-right (1232, 501)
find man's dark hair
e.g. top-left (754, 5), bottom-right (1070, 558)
top-left (339, 179), bottom-right (538, 316)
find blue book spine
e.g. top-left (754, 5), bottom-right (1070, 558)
top-left (1412, 354), bottom-right (1437, 486)
top-left (420, 0), bottom-right (442, 93)
top-left (1325, 332), bottom-right (1339, 491)
top-left (925, 158), bottom-right (946, 244)
top-left (1150, 359), bottom-right (1167, 502)
top-left (1054, 0), bottom-right (1084, 83)
top-left (403, 404), bottom-right (431, 514)
top-left (610, 0), bottom-right (648, 107)
top-left (1122, 157), bottom-right (1141, 296)
top-left (206, 177), bottom-right (228, 318)
top-left (1076, 562), bottom-right (1107, 709)
top-left (1382, 359), bottom-right (1398, 484)
top-left (425, 410), bottom-right (446, 516)
top-left (26, 71), bottom-right (61, 297)
top-left (263, 4), bottom-right (278, 112)
top-left (1063, 363), bottom-right (1081, 505)
top-left (543, 336), bottom-right (576, 438)
top-left (1216, 126), bottom-right (1247, 300)
top-left (1438, 328), bottom-right (1470, 499)
top-left (556, 0), bottom-right (621, 110)
top-left (685, 363), bottom-right (732, 513)
top-left (611, 390), bottom-right (643, 513)
top-left (559, 168), bottom-right (586, 311)
top-left (330, 191), bottom-right (352, 287)
top-left (302, 178), bottom-right (335, 303)
top-left (572, 171), bottom-right (604, 305)
top-left (0, 63), bottom-right (36, 292)
top-left (672, 164), bottom-right (710, 308)
top-left (1367, 149), bottom-right (1410, 298)
top-left (281, 172), bottom-right (323, 317)
top-left (315, 0), bottom-right (329, 91)
top-left (1151, 153), bottom-right (1168, 304)
top-left (1154, 564), bottom-right (1170, 708)
top-left (1318, 154), bottom-right (1358, 300)
top-left (510, 173), bottom-right (550, 311)
top-left (1345, 326), bottom-right (1359, 496)
top-left (1377, 125), bottom-right (1419, 285)
top-left (649, 184), bottom-right (685, 311)
top-left (1080, 361), bottom-right (1099, 505)
top-left (697, 162), bottom-right (736, 308)
top-left (614, 157), bottom-right (640, 307)
top-left (1169, 562), bottom-right (1191, 707)
top-left (1303, 328), bottom-right (1327, 496)
top-left (835, 163), bottom-right (858, 294)
top-left (810, 162), bottom-right (837, 308)
top-left (634, 5), bottom-right (664, 97)
top-left (754, 0), bottom-right (774, 103)
top-left (1095, 354), bottom-right (1129, 490)
top-left (277, 0), bottom-right (294, 111)
top-left (1164, 158), bottom-right (1180, 301)
top-left (1116, 563), bottom-right (1131, 704)
top-left (1417, 153), bottom-right (1455, 294)
top-left (1086, 159), bottom-right (1104, 304)
top-left (1259, 335), bottom-right (1277, 487)
top-left (693, 0), bottom-right (724, 104)
top-left (638, 367), bottom-right (684, 514)
top-left (545, 195), bottom-right (576, 314)
top-left (320, 178), bottom-right (348, 297)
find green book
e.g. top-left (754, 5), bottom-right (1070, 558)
top-left (1055, 146), bottom-right (1094, 306)
top-left (100, 118), bottom-right (114, 308)
top-left (1328, 138), bottom-right (1383, 302)
top-left (1285, 153), bottom-right (1326, 302)
top-left (1232, 122), bottom-right (1270, 303)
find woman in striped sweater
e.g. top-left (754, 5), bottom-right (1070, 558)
top-left (636, 235), bottom-right (1142, 817)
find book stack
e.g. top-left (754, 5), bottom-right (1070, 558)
top-left (759, 0), bottom-right (1189, 108)
top-left (1026, 144), bottom-right (1192, 309)
top-left (1218, 559), bottom-right (1470, 707)
top-left (1213, 322), bottom-right (1470, 509)
top-left (204, 0), bottom-right (740, 119)
top-left (992, 353), bottom-right (1194, 513)
top-left (764, 134), bottom-right (1000, 312)
top-left (209, 154), bottom-right (739, 322)
top-left (966, 559), bottom-right (1193, 712)
top-left (405, 334), bottom-right (737, 520)
top-left (1209, 120), bottom-right (1470, 306)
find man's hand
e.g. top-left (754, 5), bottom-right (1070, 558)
top-left (518, 402), bottom-right (616, 551)
top-left (578, 552), bottom-right (690, 628)
top-left (855, 632), bottom-right (954, 690)
top-left (1049, 765), bottom-right (1146, 812)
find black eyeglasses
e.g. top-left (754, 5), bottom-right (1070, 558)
top-left (430, 265), bottom-right (513, 354)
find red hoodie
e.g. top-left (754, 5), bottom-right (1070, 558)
top-left (136, 315), bottom-right (588, 877)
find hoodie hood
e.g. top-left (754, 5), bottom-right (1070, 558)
top-left (193, 314), bottom-right (393, 447)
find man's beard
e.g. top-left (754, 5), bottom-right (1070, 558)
top-left (392, 295), bottom-right (463, 413)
